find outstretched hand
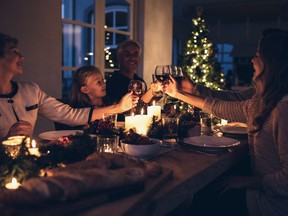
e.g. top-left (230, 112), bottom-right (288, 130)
top-left (118, 91), bottom-right (139, 112)
top-left (163, 75), bottom-right (179, 98)
top-left (150, 80), bottom-right (162, 93)
top-left (180, 70), bottom-right (196, 93)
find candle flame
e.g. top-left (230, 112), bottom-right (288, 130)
top-left (31, 139), bottom-right (36, 148)
top-left (12, 178), bottom-right (17, 184)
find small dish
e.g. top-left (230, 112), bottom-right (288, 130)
top-left (121, 138), bottom-right (161, 159)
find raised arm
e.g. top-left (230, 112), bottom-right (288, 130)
top-left (141, 81), bottom-right (162, 104)
top-left (180, 70), bottom-right (255, 101)
top-left (164, 75), bottom-right (206, 109)
top-left (90, 92), bottom-right (138, 120)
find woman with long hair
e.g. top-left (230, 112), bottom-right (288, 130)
top-left (164, 28), bottom-right (288, 216)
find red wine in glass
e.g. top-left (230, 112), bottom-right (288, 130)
top-left (128, 80), bottom-right (145, 114)
top-left (128, 80), bottom-right (145, 97)
top-left (155, 65), bottom-right (171, 84)
top-left (155, 74), bottom-right (170, 84)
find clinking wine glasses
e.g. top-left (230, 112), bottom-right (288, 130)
top-left (154, 65), bottom-right (183, 100)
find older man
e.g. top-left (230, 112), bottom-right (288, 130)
top-left (106, 39), bottom-right (147, 101)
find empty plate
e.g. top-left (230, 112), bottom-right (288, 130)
top-left (183, 135), bottom-right (241, 149)
top-left (39, 130), bottom-right (82, 140)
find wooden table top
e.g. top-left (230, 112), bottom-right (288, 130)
top-left (73, 139), bottom-right (249, 216)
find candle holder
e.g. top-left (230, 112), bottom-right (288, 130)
top-left (28, 139), bottom-right (41, 157)
top-left (5, 177), bottom-right (21, 190)
top-left (97, 135), bottom-right (119, 153)
top-left (2, 139), bottom-right (22, 159)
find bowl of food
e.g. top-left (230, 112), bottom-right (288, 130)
top-left (121, 131), bottom-right (161, 159)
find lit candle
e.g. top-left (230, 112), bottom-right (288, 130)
top-left (28, 139), bottom-right (41, 157)
top-left (221, 119), bottom-right (228, 125)
top-left (147, 100), bottom-right (161, 120)
top-left (5, 177), bottom-right (21, 190)
top-left (125, 110), bottom-right (151, 135)
top-left (103, 144), bottom-right (113, 153)
top-left (134, 109), bottom-right (151, 135)
top-left (125, 112), bottom-right (136, 131)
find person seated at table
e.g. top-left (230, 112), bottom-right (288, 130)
top-left (0, 33), bottom-right (138, 141)
top-left (59, 65), bottom-right (131, 133)
top-left (164, 28), bottom-right (288, 216)
top-left (105, 39), bottom-right (158, 119)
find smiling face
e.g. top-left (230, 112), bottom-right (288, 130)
top-left (251, 50), bottom-right (264, 82)
top-left (80, 72), bottom-right (107, 100)
top-left (117, 43), bottom-right (141, 73)
top-left (0, 42), bottom-right (24, 76)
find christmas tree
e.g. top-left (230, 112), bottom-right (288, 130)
top-left (179, 9), bottom-right (226, 90)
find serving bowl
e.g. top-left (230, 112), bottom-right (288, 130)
top-left (121, 138), bottom-right (161, 159)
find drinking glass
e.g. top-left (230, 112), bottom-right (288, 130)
top-left (154, 65), bottom-right (172, 104)
top-left (154, 65), bottom-right (171, 84)
top-left (171, 66), bottom-right (184, 84)
top-left (162, 116), bottom-right (180, 148)
top-left (2, 139), bottom-right (22, 159)
top-left (152, 74), bottom-right (164, 98)
top-left (128, 80), bottom-right (146, 97)
top-left (128, 80), bottom-right (146, 113)
top-left (97, 135), bottom-right (119, 153)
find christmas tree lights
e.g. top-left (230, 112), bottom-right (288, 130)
top-left (180, 14), bottom-right (226, 90)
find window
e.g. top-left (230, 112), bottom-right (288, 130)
top-left (216, 44), bottom-right (233, 75)
top-left (61, 0), bottom-right (133, 98)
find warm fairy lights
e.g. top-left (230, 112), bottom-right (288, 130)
top-left (181, 14), bottom-right (226, 90)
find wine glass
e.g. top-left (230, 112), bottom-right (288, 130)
top-left (128, 80), bottom-right (146, 113)
top-left (128, 80), bottom-right (146, 97)
top-left (172, 66), bottom-right (184, 84)
top-left (154, 65), bottom-right (171, 85)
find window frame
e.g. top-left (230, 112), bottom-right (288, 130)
top-left (61, 0), bottom-right (134, 98)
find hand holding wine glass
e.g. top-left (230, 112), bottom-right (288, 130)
top-left (128, 80), bottom-right (146, 113)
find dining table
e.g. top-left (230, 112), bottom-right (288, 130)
top-left (68, 137), bottom-right (249, 216)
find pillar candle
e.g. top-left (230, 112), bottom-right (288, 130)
top-left (125, 111), bottom-right (151, 135)
top-left (147, 101), bottom-right (161, 120)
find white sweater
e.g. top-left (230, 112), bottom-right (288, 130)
top-left (0, 81), bottom-right (92, 139)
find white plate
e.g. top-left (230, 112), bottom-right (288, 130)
top-left (183, 135), bottom-right (241, 149)
top-left (220, 122), bottom-right (247, 135)
top-left (39, 130), bottom-right (82, 140)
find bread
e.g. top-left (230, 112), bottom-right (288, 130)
top-left (0, 153), bottom-right (162, 205)
top-left (46, 158), bottom-right (112, 176)
top-left (86, 152), bottom-right (162, 176)
top-left (0, 167), bottom-right (147, 205)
